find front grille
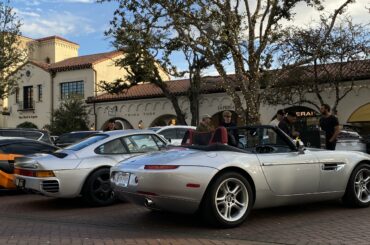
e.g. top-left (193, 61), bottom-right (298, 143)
top-left (42, 180), bottom-right (59, 193)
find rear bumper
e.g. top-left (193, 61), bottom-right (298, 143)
top-left (114, 186), bottom-right (200, 213)
top-left (0, 171), bottom-right (16, 189)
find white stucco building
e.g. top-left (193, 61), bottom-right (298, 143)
top-left (2, 36), bottom-right (127, 129)
top-left (86, 61), bottom-right (370, 134)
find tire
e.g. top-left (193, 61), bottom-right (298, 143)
top-left (342, 163), bottom-right (370, 208)
top-left (82, 168), bottom-right (116, 206)
top-left (201, 171), bottom-right (253, 228)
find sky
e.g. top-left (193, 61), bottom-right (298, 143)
top-left (9, 0), bottom-right (370, 74)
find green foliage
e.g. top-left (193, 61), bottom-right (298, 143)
top-left (0, 0), bottom-right (27, 99)
top-left (16, 121), bottom-right (38, 129)
top-left (49, 97), bottom-right (89, 135)
top-left (100, 0), bottom-right (354, 124)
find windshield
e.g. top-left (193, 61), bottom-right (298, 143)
top-left (57, 132), bottom-right (96, 144)
top-left (65, 134), bottom-right (109, 151)
top-left (148, 127), bottom-right (161, 132)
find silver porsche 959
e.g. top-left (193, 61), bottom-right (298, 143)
top-left (111, 126), bottom-right (370, 228)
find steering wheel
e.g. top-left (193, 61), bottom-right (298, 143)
top-left (255, 145), bottom-right (278, 154)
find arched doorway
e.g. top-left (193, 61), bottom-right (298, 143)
top-left (101, 117), bottom-right (133, 131)
top-left (211, 110), bottom-right (243, 127)
top-left (150, 114), bottom-right (177, 127)
top-left (347, 103), bottom-right (370, 135)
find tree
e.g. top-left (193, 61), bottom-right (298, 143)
top-left (99, 0), bottom-right (226, 126)
top-left (99, 0), bottom-right (354, 124)
top-left (265, 17), bottom-right (370, 113)
top-left (0, 0), bottom-right (27, 99)
top-left (49, 97), bottom-right (89, 135)
top-left (17, 121), bottom-right (38, 129)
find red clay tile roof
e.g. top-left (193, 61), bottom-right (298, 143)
top-left (28, 60), bottom-right (50, 71)
top-left (48, 51), bottom-right (122, 72)
top-left (87, 59), bottom-right (370, 103)
top-left (87, 76), bottom-right (229, 103)
top-left (35, 36), bottom-right (79, 46)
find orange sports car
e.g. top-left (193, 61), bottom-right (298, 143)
top-left (0, 138), bottom-right (58, 189)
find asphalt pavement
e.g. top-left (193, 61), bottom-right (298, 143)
top-left (0, 190), bottom-right (370, 245)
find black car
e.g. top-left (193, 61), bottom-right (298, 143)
top-left (54, 131), bottom-right (100, 148)
top-left (0, 128), bottom-right (52, 144)
top-left (0, 138), bottom-right (59, 175)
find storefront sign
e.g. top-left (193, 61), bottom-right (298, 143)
top-left (295, 111), bottom-right (316, 117)
top-left (19, 115), bottom-right (38, 119)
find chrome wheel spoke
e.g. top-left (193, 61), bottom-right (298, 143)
top-left (231, 184), bottom-right (241, 194)
top-left (224, 205), bottom-right (232, 219)
top-left (216, 196), bottom-right (226, 205)
top-left (355, 180), bottom-right (361, 187)
top-left (233, 201), bottom-right (245, 210)
top-left (364, 176), bottom-right (370, 184)
top-left (357, 188), bottom-right (363, 200)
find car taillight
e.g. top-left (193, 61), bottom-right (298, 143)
top-left (144, 165), bottom-right (179, 170)
top-left (14, 168), bottom-right (55, 177)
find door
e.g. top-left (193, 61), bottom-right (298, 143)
top-left (244, 127), bottom-right (320, 195)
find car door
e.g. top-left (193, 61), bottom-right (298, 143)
top-left (247, 127), bottom-right (321, 195)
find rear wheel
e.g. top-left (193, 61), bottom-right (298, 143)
top-left (343, 163), bottom-right (370, 208)
top-left (202, 171), bottom-right (253, 228)
top-left (82, 168), bottom-right (116, 206)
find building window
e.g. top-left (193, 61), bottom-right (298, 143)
top-left (60, 81), bottom-right (84, 100)
top-left (23, 86), bottom-right (34, 109)
top-left (38, 85), bottom-right (42, 102)
top-left (15, 88), bottom-right (19, 103)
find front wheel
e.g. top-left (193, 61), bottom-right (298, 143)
top-left (82, 168), bottom-right (116, 206)
top-left (343, 163), bottom-right (370, 208)
top-left (201, 171), bottom-right (253, 228)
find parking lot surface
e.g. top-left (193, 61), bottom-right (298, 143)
top-left (1, 190), bottom-right (370, 245)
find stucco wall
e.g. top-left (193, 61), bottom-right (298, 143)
top-left (93, 55), bottom-right (128, 95)
top-left (92, 80), bottom-right (370, 129)
top-left (6, 64), bottom-right (52, 128)
top-left (53, 69), bottom-right (94, 110)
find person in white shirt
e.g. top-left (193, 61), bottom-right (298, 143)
top-left (270, 109), bottom-right (285, 127)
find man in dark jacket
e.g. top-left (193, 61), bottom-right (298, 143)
top-left (319, 104), bottom-right (340, 150)
top-left (278, 111), bottom-right (299, 139)
top-left (220, 110), bottom-right (238, 146)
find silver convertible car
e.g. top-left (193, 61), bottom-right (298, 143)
top-left (14, 130), bottom-right (167, 206)
top-left (111, 126), bottom-right (370, 227)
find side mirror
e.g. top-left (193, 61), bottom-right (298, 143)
top-left (167, 138), bottom-right (172, 143)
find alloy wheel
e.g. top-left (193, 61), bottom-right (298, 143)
top-left (214, 178), bottom-right (249, 222)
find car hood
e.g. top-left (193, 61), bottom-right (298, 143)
top-left (15, 150), bottom-right (82, 171)
top-left (114, 147), bottom-right (222, 169)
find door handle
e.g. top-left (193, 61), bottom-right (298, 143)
top-left (262, 162), bottom-right (274, 166)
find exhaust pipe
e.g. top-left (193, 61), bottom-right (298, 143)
top-left (144, 198), bottom-right (154, 208)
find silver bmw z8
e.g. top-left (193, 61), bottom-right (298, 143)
top-left (111, 126), bottom-right (370, 227)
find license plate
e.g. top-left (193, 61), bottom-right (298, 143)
top-left (16, 178), bottom-right (25, 188)
top-left (113, 172), bottom-right (130, 187)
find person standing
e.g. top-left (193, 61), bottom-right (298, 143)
top-left (220, 110), bottom-right (238, 146)
top-left (270, 109), bottom-right (285, 127)
top-left (278, 111), bottom-right (299, 138)
top-left (319, 104), bottom-right (340, 150)
top-left (104, 119), bottom-right (116, 131)
top-left (196, 114), bottom-right (213, 132)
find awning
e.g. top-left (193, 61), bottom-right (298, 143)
top-left (348, 103), bottom-right (370, 123)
